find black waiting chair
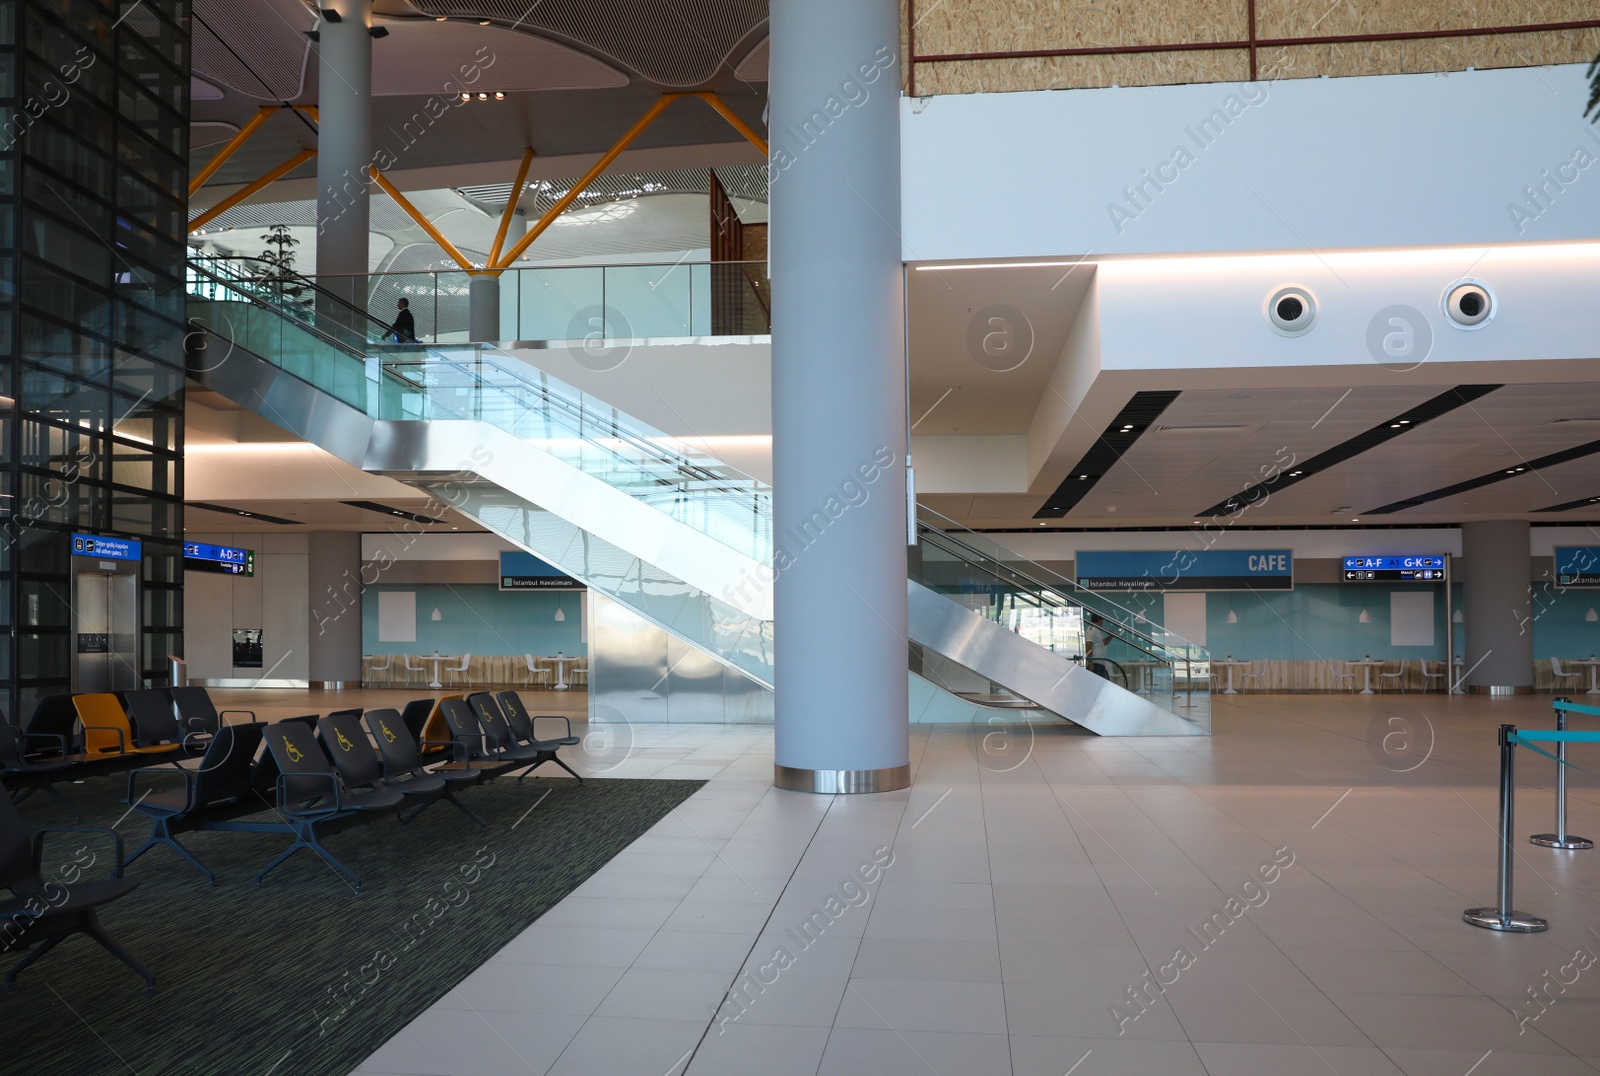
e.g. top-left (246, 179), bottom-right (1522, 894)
top-left (168, 686), bottom-right (254, 743)
top-left (362, 709), bottom-right (486, 829)
top-left (0, 777), bottom-right (154, 992)
top-left (399, 698), bottom-right (437, 746)
top-left (125, 722), bottom-right (267, 886)
top-left (465, 694), bottom-right (549, 767)
top-left (474, 692), bottom-right (585, 784)
top-left (438, 699), bottom-right (525, 779)
top-left (497, 691), bottom-right (581, 749)
top-left (0, 717), bottom-right (78, 822)
top-left (318, 712), bottom-right (482, 829)
top-left (125, 689), bottom-right (204, 755)
top-left (20, 695), bottom-right (80, 764)
top-left (258, 721), bottom-right (404, 891)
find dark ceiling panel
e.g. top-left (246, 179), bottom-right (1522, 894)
top-left (1194, 385), bottom-right (1503, 518)
top-left (1033, 391), bottom-right (1180, 519)
top-left (1368, 436), bottom-right (1600, 514)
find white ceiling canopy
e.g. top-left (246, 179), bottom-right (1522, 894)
top-left (734, 36), bottom-right (767, 83)
top-left (372, 20), bottom-right (628, 95)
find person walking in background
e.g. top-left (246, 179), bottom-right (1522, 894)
top-left (387, 297), bottom-right (417, 343)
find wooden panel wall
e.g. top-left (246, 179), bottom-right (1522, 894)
top-left (906, 0), bottom-right (1600, 96)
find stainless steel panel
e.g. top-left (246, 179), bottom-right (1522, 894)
top-left (908, 581), bottom-right (1209, 737)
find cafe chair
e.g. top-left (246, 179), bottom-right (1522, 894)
top-left (1551, 657), bottom-right (1583, 691)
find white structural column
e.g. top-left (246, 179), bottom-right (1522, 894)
top-left (1461, 520), bottom-right (1534, 694)
top-left (769, 0), bottom-right (909, 792)
top-left (468, 276), bottom-right (500, 341)
top-left (315, 0), bottom-right (372, 305)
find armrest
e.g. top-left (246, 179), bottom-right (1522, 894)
top-left (19, 731), bottom-right (68, 763)
top-left (127, 765), bottom-right (195, 812)
top-left (421, 738), bottom-right (472, 766)
top-left (533, 715), bottom-right (574, 740)
top-left (275, 771), bottom-right (342, 813)
top-left (32, 826), bottom-right (126, 878)
top-left (218, 709), bottom-right (256, 726)
top-left (79, 724), bottom-right (128, 754)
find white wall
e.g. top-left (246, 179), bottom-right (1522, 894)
top-left (903, 63), bottom-right (1600, 260)
top-left (183, 533), bottom-right (310, 681)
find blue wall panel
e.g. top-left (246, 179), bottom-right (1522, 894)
top-left (362, 584), bottom-right (583, 656)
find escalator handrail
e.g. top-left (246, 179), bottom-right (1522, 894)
top-left (190, 255), bottom-right (395, 339)
top-left (915, 519), bottom-right (1200, 661)
top-left (187, 260), bottom-right (375, 362)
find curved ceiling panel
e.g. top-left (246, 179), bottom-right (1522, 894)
top-left (403, 0), bottom-right (767, 88)
top-left (192, 121), bottom-right (241, 148)
top-left (192, 77), bottom-right (226, 101)
top-left (373, 21), bottom-right (627, 95)
top-left (734, 36), bottom-right (767, 83)
top-left (193, 0), bottom-right (315, 101)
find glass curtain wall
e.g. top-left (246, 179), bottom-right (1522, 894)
top-left (0, 0), bottom-right (189, 718)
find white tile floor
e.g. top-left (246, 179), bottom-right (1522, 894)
top-left (349, 692), bottom-right (1600, 1075)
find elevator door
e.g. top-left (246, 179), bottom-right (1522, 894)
top-left (73, 563), bottom-right (141, 693)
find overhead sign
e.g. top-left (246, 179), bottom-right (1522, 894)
top-left (1556, 546), bottom-right (1600, 587)
top-left (1076, 549), bottom-right (1293, 591)
top-left (184, 541), bottom-right (255, 576)
top-left (1342, 555), bottom-right (1445, 582)
top-left (70, 533), bottom-right (141, 563)
top-left (499, 550), bottom-right (583, 591)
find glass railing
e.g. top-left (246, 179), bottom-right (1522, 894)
top-left (186, 261), bottom-right (773, 565)
top-left (913, 506), bottom-right (1211, 709)
top-left (201, 260), bottom-right (771, 344)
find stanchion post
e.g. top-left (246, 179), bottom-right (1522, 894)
top-left (1465, 724), bottom-right (1548, 932)
top-left (1532, 698), bottom-right (1593, 850)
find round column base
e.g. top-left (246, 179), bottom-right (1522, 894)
top-left (774, 764), bottom-right (910, 794)
top-left (1530, 833), bottom-right (1594, 849)
top-left (1463, 907), bottom-right (1548, 932)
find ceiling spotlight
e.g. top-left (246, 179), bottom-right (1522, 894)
top-left (435, 15), bottom-right (447, 20)
top-left (476, 92), bottom-right (487, 100)
top-left (1389, 423), bottom-right (1401, 428)
top-left (461, 92), bottom-right (471, 101)
top-left (494, 91), bottom-right (505, 100)
top-left (1399, 419), bottom-right (1411, 424)
top-left (1078, 475), bottom-right (1088, 480)
top-left (1288, 470), bottom-right (1303, 477)
top-left (478, 18), bottom-right (491, 25)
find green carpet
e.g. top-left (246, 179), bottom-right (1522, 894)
top-left (0, 772), bottom-right (704, 1076)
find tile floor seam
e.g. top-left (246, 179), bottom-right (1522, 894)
top-left (975, 745), bottom-right (1017, 1075)
top-left (811, 763), bottom-right (924, 1076)
top-left (677, 791), bottom-right (844, 1074)
top-left (539, 768), bottom-right (790, 1075)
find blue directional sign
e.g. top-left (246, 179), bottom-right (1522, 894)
top-left (70, 533), bottom-right (141, 563)
top-left (1342, 555), bottom-right (1445, 582)
top-left (1556, 546), bottom-right (1600, 587)
top-left (1076, 549), bottom-right (1293, 591)
top-left (184, 541), bottom-right (254, 576)
top-left (499, 550), bottom-right (583, 591)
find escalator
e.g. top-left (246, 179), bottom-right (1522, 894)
top-left (184, 260), bottom-right (1208, 735)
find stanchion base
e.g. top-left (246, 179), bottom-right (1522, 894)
top-left (1531, 833), bottom-right (1594, 850)
top-left (1463, 907), bottom-right (1548, 932)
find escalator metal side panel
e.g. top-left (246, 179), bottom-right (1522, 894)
top-left (190, 325), bottom-right (376, 468)
top-left (907, 581), bottom-right (1209, 737)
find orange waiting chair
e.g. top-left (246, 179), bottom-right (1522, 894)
top-left (72, 694), bottom-right (183, 763)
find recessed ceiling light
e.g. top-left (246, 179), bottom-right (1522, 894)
top-left (435, 15), bottom-right (447, 20)
top-left (1399, 419), bottom-right (1411, 424)
top-left (477, 92), bottom-right (488, 100)
top-left (1078, 475), bottom-right (1088, 480)
top-left (494, 91), bottom-right (505, 100)
top-left (460, 92), bottom-right (470, 101)
top-left (479, 18), bottom-right (491, 25)
top-left (1389, 424), bottom-right (1401, 428)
